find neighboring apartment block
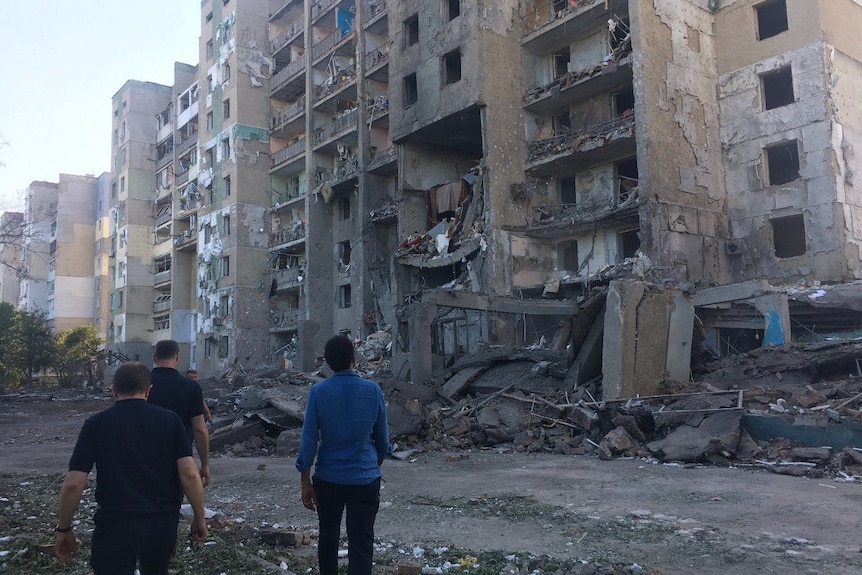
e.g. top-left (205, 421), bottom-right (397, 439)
top-left (0, 211), bottom-right (23, 306)
top-left (73, 0), bottom-right (858, 380)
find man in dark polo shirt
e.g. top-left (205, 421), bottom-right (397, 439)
top-left (55, 361), bottom-right (207, 574)
top-left (148, 339), bottom-right (211, 486)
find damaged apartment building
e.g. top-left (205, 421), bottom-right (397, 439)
top-left (97, 0), bottom-right (861, 382)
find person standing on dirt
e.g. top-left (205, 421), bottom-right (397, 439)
top-left (185, 369), bottom-right (213, 424)
top-left (296, 334), bottom-right (391, 575)
top-left (55, 361), bottom-right (207, 574)
top-left (148, 340), bottom-right (211, 487)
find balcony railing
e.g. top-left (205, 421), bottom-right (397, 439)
top-left (154, 269), bottom-right (172, 285)
top-left (369, 145), bottom-right (396, 170)
top-left (366, 45), bottom-right (389, 69)
top-left (363, 0), bottom-right (387, 21)
top-left (523, 49), bottom-right (632, 107)
top-left (175, 229), bottom-right (196, 247)
top-left (153, 298), bottom-right (172, 314)
top-left (312, 28), bottom-right (344, 60)
top-left (311, 0), bottom-right (339, 21)
top-left (155, 208), bottom-right (172, 227)
top-left (274, 266), bottom-right (303, 289)
top-left (525, 190), bottom-right (640, 234)
top-left (315, 67), bottom-right (356, 100)
top-left (313, 108), bottom-right (358, 145)
top-left (521, 0), bottom-right (599, 36)
top-left (271, 16), bottom-right (304, 54)
top-left (333, 154), bottom-right (359, 182)
top-left (271, 57), bottom-right (306, 92)
top-left (527, 114), bottom-right (635, 162)
top-left (272, 97), bottom-right (306, 131)
top-left (272, 138), bottom-right (306, 167)
top-left (271, 221), bottom-right (306, 247)
top-left (271, 308), bottom-right (301, 329)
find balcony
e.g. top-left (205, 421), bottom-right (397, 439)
top-left (271, 138), bottom-right (306, 172)
top-left (369, 145), bottom-right (396, 175)
top-left (332, 153), bottom-right (359, 185)
top-left (522, 0), bottom-right (623, 51)
top-left (270, 308), bottom-right (301, 331)
top-left (273, 266), bottom-right (304, 291)
top-left (363, 0), bottom-right (388, 30)
top-left (365, 45), bottom-right (389, 81)
top-left (314, 66), bottom-right (357, 103)
top-left (312, 28), bottom-right (354, 62)
top-left (526, 113), bottom-right (635, 176)
top-left (370, 198), bottom-right (397, 224)
top-left (523, 53), bottom-right (632, 114)
top-left (175, 229), bottom-right (197, 250)
top-left (153, 296), bottom-right (172, 314)
top-left (155, 207), bottom-right (172, 228)
top-left (271, 57), bottom-right (306, 100)
top-left (271, 221), bottom-right (306, 249)
top-left (513, 192), bottom-right (640, 239)
top-left (271, 97), bottom-right (306, 136)
top-left (271, 16), bottom-right (304, 55)
top-left (313, 108), bottom-right (358, 148)
top-left (154, 269), bottom-right (172, 286)
top-left (311, 0), bottom-right (339, 22)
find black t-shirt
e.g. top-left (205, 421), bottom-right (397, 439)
top-left (148, 367), bottom-right (205, 440)
top-left (68, 399), bottom-right (192, 521)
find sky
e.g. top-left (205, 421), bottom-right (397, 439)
top-left (0, 1), bottom-right (202, 211)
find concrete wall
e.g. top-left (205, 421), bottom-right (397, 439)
top-left (0, 212), bottom-right (23, 306)
top-left (630, 0), bottom-right (729, 284)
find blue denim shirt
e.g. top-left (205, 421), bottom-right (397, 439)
top-left (295, 370), bottom-right (391, 485)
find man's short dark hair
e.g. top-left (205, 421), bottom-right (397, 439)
top-left (154, 340), bottom-right (180, 360)
top-left (186, 369), bottom-right (197, 375)
top-left (114, 362), bottom-right (151, 396)
top-left (324, 335), bottom-right (355, 372)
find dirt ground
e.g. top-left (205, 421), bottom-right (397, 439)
top-left (3, 395), bottom-right (862, 575)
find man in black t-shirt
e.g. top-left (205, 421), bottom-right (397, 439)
top-left (148, 339), bottom-right (211, 486)
top-left (55, 362), bottom-right (207, 574)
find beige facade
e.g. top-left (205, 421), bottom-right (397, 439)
top-left (19, 181), bottom-right (58, 315)
top-left (0, 211), bottom-right (23, 306)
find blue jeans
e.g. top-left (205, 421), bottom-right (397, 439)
top-left (313, 476), bottom-right (381, 575)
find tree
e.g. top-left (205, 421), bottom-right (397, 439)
top-left (54, 325), bottom-right (103, 388)
top-left (13, 310), bottom-right (55, 386)
top-left (0, 302), bottom-right (22, 387)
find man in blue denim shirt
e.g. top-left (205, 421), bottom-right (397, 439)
top-left (296, 335), bottom-right (391, 575)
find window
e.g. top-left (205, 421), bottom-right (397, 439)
top-left (223, 99), bottom-right (230, 120)
top-left (614, 86), bottom-right (635, 116)
top-left (443, 49), bottom-right (462, 85)
top-left (559, 241), bottom-right (578, 272)
top-left (205, 225), bottom-right (212, 244)
top-left (221, 256), bottom-right (230, 277)
top-left (205, 338), bottom-right (213, 358)
top-left (207, 74), bottom-right (214, 95)
top-left (339, 196), bottom-right (351, 220)
top-left (220, 294), bottom-right (230, 317)
top-left (223, 214), bottom-right (231, 235)
top-left (771, 214), bottom-right (805, 258)
top-left (761, 66), bottom-right (794, 110)
top-left (618, 229), bottom-right (640, 260)
top-left (445, 0), bottom-right (460, 20)
top-left (560, 177), bottom-right (576, 205)
top-left (221, 137), bottom-right (231, 159)
top-left (616, 157), bottom-right (639, 205)
top-left (206, 39), bottom-right (214, 60)
top-left (111, 182), bottom-right (117, 198)
top-left (338, 240), bottom-right (352, 267)
top-left (218, 336), bottom-right (229, 358)
top-left (206, 111), bottom-right (214, 131)
top-left (206, 12), bottom-right (213, 22)
top-left (554, 111), bottom-right (571, 135)
top-left (339, 284), bottom-right (352, 308)
top-left (223, 175), bottom-right (231, 196)
top-left (120, 176), bottom-right (125, 193)
top-left (222, 63), bottom-right (231, 82)
top-left (403, 73), bottom-right (418, 107)
top-left (765, 140), bottom-right (800, 185)
top-left (553, 47), bottom-right (570, 78)
top-left (404, 14), bottom-right (419, 48)
top-left (756, 0), bottom-right (788, 40)
top-left (117, 290), bottom-right (124, 310)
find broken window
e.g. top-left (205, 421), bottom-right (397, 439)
top-left (558, 240), bottom-right (578, 272)
top-left (206, 39), bottom-right (214, 60)
top-left (338, 240), bottom-right (352, 267)
top-left (223, 214), bottom-right (231, 235)
top-left (553, 47), bottom-right (570, 79)
top-left (771, 214), bottom-right (805, 258)
top-left (443, 49), bottom-right (462, 85)
top-left (618, 229), bottom-right (640, 259)
top-left (765, 140), bottom-right (800, 185)
top-left (223, 175), bottom-right (231, 196)
top-left (218, 336), bottom-right (229, 359)
top-left (610, 18), bottom-right (631, 51)
top-left (339, 284), bottom-right (352, 308)
top-left (207, 111), bottom-right (214, 131)
top-left (761, 66), bottom-right (794, 110)
top-left (220, 294), bottom-right (230, 317)
top-left (615, 157), bottom-right (639, 205)
top-left (221, 256), bottom-right (230, 277)
top-left (560, 177), bottom-right (576, 205)
top-left (207, 74), bottom-right (214, 95)
top-left (756, 0), bottom-right (788, 40)
top-left (445, 0), bottom-right (460, 20)
top-left (223, 98), bottom-right (230, 120)
top-left (154, 255), bottom-right (172, 273)
top-left (554, 111), bottom-right (571, 135)
top-left (614, 86), bottom-right (635, 116)
top-left (205, 225), bottom-right (212, 244)
top-left (404, 14), bottom-right (419, 48)
top-left (222, 63), bottom-right (231, 82)
top-left (339, 196), bottom-right (351, 220)
top-left (403, 73), bottom-right (418, 107)
top-left (221, 137), bottom-right (231, 159)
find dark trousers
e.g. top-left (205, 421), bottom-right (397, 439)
top-left (91, 513), bottom-right (179, 575)
top-left (313, 476), bottom-right (381, 575)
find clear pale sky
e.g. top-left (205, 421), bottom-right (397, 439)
top-left (0, 1), bottom-right (201, 211)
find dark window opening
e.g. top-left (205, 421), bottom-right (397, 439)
top-left (616, 157), bottom-right (639, 205)
top-left (771, 214), bottom-right (805, 258)
top-left (446, 0), bottom-right (460, 20)
top-left (554, 111), bottom-right (571, 135)
top-left (224, 175), bottom-right (231, 196)
top-left (762, 66), bottom-right (794, 110)
top-left (618, 229), bottom-right (640, 259)
top-left (339, 284), bottom-right (352, 308)
top-left (403, 73), bottom-right (418, 107)
top-left (553, 47), bottom-right (570, 78)
top-left (443, 49), bottom-right (462, 85)
top-left (218, 336), bottom-right (229, 358)
top-left (339, 196), bottom-right (351, 220)
top-left (610, 18), bottom-right (631, 51)
top-left (206, 39), bottom-right (214, 60)
top-left (614, 86), bottom-right (635, 116)
top-left (560, 177), bottom-right (576, 205)
top-left (756, 0), bottom-right (788, 40)
top-left (765, 141), bottom-right (800, 185)
top-left (338, 240), bottom-right (352, 267)
top-left (223, 99), bottom-right (230, 120)
top-left (404, 14), bottom-right (419, 48)
top-left (553, 0), bottom-right (567, 12)
top-left (560, 241), bottom-right (579, 271)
